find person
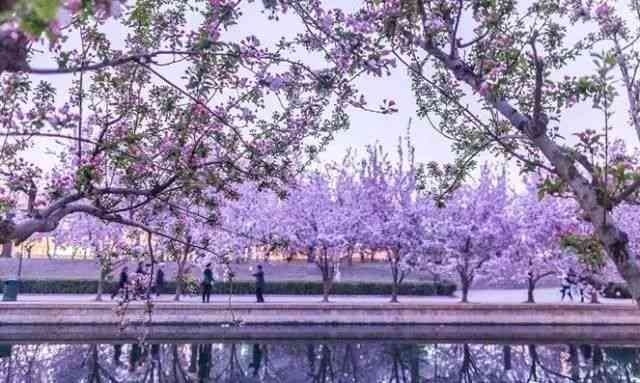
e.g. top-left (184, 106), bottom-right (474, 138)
top-left (252, 264), bottom-right (265, 303)
top-left (112, 266), bottom-right (129, 300)
top-left (155, 264), bottom-right (165, 297)
top-left (136, 261), bottom-right (146, 275)
top-left (578, 274), bottom-right (589, 303)
top-left (560, 268), bottom-right (577, 301)
top-left (202, 263), bottom-right (214, 303)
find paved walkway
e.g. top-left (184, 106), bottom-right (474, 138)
top-left (7, 287), bottom-right (633, 305)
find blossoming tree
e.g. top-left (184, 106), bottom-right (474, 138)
top-left (0, 0), bottom-right (390, 259)
top-left (284, 0), bottom-right (640, 304)
top-left (425, 166), bottom-right (514, 303)
top-left (53, 213), bottom-right (126, 300)
top-left (357, 137), bottom-right (427, 302)
top-left (488, 175), bottom-right (577, 303)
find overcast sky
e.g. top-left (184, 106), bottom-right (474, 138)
top-left (25, 1), bottom-right (639, 182)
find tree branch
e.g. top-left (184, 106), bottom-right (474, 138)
top-left (23, 51), bottom-right (204, 75)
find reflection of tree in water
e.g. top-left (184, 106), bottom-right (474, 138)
top-left (3, 342), bottom-right (640, 382)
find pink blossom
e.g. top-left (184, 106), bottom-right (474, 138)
top-left (110, 0), bottom-right (124, 18)
top-left (65, 0), bottom-right (83, 13)
top-left (595, 2), bottom-right (610, 18)
top-left (478, 82), bottom-right (491, 96)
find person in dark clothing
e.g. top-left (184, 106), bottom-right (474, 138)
top-left (202, 263), bottom-right (214, 303)
top-left (252, 265), bottom-right (265, 303)
top-left (155, 264), bottom-right (165, 297)
top-left (561, 268), bottom-right (577, 301)
top-left (136, 261), bottom-right (146, 275)
top-left (578, 275), bottom-right (589, 303)
top-left (112, 266), bottom-right (129, 300)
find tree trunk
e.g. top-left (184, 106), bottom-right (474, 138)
top-left (409, 344), bottom-right (420, 382)
top-left (461, 284), bottom-right (469, 303)
top-left (590, 290), bottom-right (600, 304)
top-left (390, 279), bottom-right (399, 303)
top-left (593, 346), bottom-right (603, 368)
top-left (307, 246), bottom-right (315, 263)
top-left (1, 241), bottom-right (11, 258)
top-left (528, 344), bottom-right (538, 380)
top-left (96, 268), bottom-right (105, 301)
top-left (526, 275), bottom-right (536, 303)
top-left (322, 278), bottom-right (331, 303)
top-left (17, 249), bottom-right (23, 279)
top-left (460, 274), bottom-right (470, 303)
top-left (173, 276), bottom-right (182, 302)
top-left (174, 267), bottom-right (183, 302)
top-left (568, 345), bottom-right (579, 381)
top-left (390, 259), bottom-right (399, 303)
top-left (503, 345), bottom-right (511, 371)
top-left (188, 344), bottom-right (198, 373)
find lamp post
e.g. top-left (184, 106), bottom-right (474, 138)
top-left (2, 210), bottom-right (18, 301)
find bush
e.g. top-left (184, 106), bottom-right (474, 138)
top-left (0, 279), bottom-right (455, 296)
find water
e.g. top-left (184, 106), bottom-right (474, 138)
top-left (1, 341), bottom-right (638, 382)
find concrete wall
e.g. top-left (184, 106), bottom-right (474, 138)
top-left (2, 302), bottom-right (640, 342)
top-left (2, 302), bottom-right (640, 325)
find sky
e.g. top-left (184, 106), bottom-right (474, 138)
top-left (23, 0), bottom-right (640, 184)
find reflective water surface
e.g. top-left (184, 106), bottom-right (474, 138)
top-left (1, 341), bottom-right (639, 382)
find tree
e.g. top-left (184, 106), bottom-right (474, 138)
top-left (138, 201), bottom-right (214, 301)
top-left (53, 214), bottom-right (126, 300)
top-left (358, 136), bottom-right (427, 302)
top-left (0, 0), bottom-right (377, 257)
top-left (425, 166), bottom-right (514, 303)
top-left (287, 0), bottom-right (640, 304)
top-left (281, 172), bottom-right (349, 302)
top-left (488, 175), bottom-right (577, 303)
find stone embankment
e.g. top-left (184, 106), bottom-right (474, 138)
top-left (2, 302), bottom-right (639, 343)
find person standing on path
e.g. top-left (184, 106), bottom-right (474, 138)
top-left (252, 265), bottom-right (265, 303)
top-left (155, 264), bottom-right (165, 297)
top-left (112, 266), bottom-right (129, 300)
top-left (136, 261), bottom-right (146, 275)
top-left (201, 263), bottom-right (214, 303)
top-left (560, 268), bottom-right (576, 301)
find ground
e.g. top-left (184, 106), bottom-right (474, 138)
top-left (11, 287), bottom-right (632, 304)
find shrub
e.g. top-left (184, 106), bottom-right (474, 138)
top-left (0, 279), bottom-right (455, 296)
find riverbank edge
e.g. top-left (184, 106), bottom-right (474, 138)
top-left (1, 301), bottom-right (638, 325)
top-left (3, 303), bottom-right (640, 342)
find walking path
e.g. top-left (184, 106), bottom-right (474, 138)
top-left (7, 287), bottom-right (633, 305)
